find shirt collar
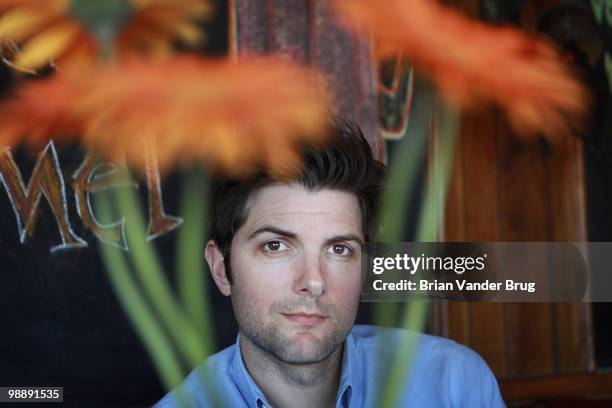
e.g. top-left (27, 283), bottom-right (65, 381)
top-left (337, 330), bottom-right (359, 408)
top-left (231, 330), bottom-right (362, 408)
top-left (231, 334), bottom-right (270, 408)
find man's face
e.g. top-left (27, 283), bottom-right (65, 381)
top-left (226, 184), bottom-right (364, 364)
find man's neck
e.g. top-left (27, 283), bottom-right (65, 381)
top-left (239, 335), bottom-right (343, 408)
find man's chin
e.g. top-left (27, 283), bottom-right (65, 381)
top-left (274, 334), bottom-right (338, 364)
top-left (240, 320), bottom-right (347, 365)
top-left (275, 348), bottom-right (332, 365)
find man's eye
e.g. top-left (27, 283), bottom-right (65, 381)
top-left (328, 244), bottom-right (352, 257)
top-left (262, 240), bottom-right (287, 253)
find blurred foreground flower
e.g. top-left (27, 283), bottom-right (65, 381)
top-left (0, 0), bottom-right (211, 72)
top-left (0, 56), bottom-right (332, 176)
top-left (334, 0), bottom-right (589, 142)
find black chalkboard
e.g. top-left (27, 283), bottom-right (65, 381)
top-left (0, 2), bottom-right (233, 405)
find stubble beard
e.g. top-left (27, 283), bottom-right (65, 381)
top-left (232, 292), bottom-right (355, 366)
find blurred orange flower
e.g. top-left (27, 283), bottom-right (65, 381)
top-left (118, 0), bottom-right (213, 60)
top-left (0, 56), bottom-right (332, 176)
top-left (0, 76), bottom-right (84, 147)
top-left (0, 0), bottom-right (211, 72)
top-left (334, 0), bottom-right (588, 141)
top-left (0, 0), bottom-right (95, 73)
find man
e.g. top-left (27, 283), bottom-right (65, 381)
top-left (155, 121), bottom-right (505, 407)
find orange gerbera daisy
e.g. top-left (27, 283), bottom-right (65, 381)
top-left (0, 0), bottom-right (96, 73)
top-left (0, 76), bottom-right (84, 147)
top-left (334, 0), bottom-right (589, 141)
top-left (0, 56), bottom-right (332, 177)
top-left (117, 0), bottom-right (213, 60)
top-left (0, 0), bottom-right (211, 72)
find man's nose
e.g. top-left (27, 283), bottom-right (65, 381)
top-left (293, 252), bottom-right (326, 297)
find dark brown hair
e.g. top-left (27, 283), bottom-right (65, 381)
top-left (209, 120), bottom-right (385, 282)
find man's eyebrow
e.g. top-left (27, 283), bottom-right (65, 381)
top-left (325, 234), bottom-right (364, 246)
top-left (247, 227), bottom-right (363, 245)
top-left (247, 226), bottom-right (297, 240)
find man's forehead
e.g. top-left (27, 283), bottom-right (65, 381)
top-left (241, 184), bottom-right (363, 236)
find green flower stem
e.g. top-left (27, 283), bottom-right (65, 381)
top-left (97, 195), bottom-right (185, 391)
top-left (115, 182), bottom-right (206, 367)
top-left (175, 168), bottom-right (227, 408)
top-left (375, 80), bottom-right (432, 328)
top-left (381, 103), bottom-right (459, 408)
top-left (379, 300), bottom-right (428, 408)
top-left (415, 107), bottom-right (459, 242)
top-left (69, 0), bottom-right (133, 61)
top-left (176, 168), bottom-right (215, 352)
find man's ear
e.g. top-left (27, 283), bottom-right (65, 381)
top-left (205, 240), bottom-right (231, 296)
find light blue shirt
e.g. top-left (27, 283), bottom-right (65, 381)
top-left (154, 325), bottom-right (506, 407)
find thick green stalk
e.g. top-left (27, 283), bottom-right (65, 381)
top-left (380, 105), bottom-right (459, 408)
top-left (97, 195), bottom-right (185, 391)
top-left (374, 81), bottom-right (431, 329)
top-left (115, 183), bottom-right (206, 367)
top-left (69, 0), bottom-right (133, 60)
top-left (415, 108), bottom-right (459, 241)
top-left (377, 81), bottom-right (432, 243)
top-left (379, 300), bottom-right (428, 408)
top-left (176, 168), bottom-right (215, 352)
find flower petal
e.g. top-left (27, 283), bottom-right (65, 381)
top-left (334, 0), bottom-right (589, 141)
top-left (14, 21), bottom-right (79, 70)
top-left (0, 8), bottom-right (53, 42)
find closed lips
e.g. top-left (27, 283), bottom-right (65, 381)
top-left (282, 312), bottom-right (327, 324)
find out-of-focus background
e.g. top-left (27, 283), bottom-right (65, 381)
top-left (0, 0), bottom-right (611, 406)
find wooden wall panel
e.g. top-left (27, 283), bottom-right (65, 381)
top-left (497, 122), bottom-right (557, 377)
top-left (445, 109), bottom-right (509, 376)
top-left (501, 372), bottom-right (612, 401)
top-left (231, 0), bottom-right (268, 54)
top-left (461, 110), bottom-right (501, 242)
top-left (444, 113), bottom-right (469, 345)
top-left (354, 37), bottom-right (379, 159)
top-left (444, 108), bottom-right (590, 380)
top-left (443, 0), bottom-right (510, 379)
top-left (268, 0), bottom-right (309, 63)
top-left (310, 0), bottom-right (357, 123)
top-left (233, 0), bottom-right (380, 157)
top-left (545, 133), bottom-right (592, 373)
top-left (443, 0), bottom-right (592, 387)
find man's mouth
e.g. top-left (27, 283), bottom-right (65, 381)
top-left (281, 312), bottom-right (327, 325)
